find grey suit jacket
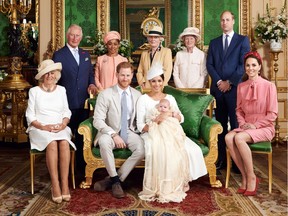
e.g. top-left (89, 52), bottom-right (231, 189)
top-left (93, 85), bottom-right (142, 145)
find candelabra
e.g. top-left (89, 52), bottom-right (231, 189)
top-left (0, 0), bottom-right (32, 25)
top-left (270, 50), bottom-right (283, 147)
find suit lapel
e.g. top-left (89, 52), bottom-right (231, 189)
top-left (225, 33), bottom-right (239, 57)
top-left (112, 85), bottom-right (121, 115)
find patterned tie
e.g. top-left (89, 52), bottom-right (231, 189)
top-left (120, 91), bottom-right (128, 143)
top-left (73, 48), bottom-right (79, 65)
top-left (224, 34), bottom-right (229, 55)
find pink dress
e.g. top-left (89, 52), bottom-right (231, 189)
top-left (234, 76), bottom-right (278, 142)
top-left (95, 54), bottom-right (128, 90)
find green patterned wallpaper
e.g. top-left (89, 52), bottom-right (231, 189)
top-left (65, 0), bottom-right (97, 47)
top-left (204, 0), bottom-right (239, 45)
top-left (171, 0), bottom-right (188, 44)
top-left (0, 14), bottom-right (10, 56)
top-left (110, 0), bottom-right (119, 32)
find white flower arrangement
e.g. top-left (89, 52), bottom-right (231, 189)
top-left (0, 70), bottom-right (8, 81)
top-left (254, 1), bottom-right (287, 44)
top-left (86, 30), bottom-right (133, 58)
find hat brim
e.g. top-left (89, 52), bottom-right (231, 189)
top-left (145, 33), bottom-right (166, 37)
top-left (179, 33), bottom-right (201, 41)
top-left (35, 63), bottom-right (62, 80)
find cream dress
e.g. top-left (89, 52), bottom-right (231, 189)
top-left (26, 86), bottom-right (76, 151)
top-left (137, 94), bottom-right (207, 203)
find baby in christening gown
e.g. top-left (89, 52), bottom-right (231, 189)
top-left (139, 98), bottom-right (190, 203)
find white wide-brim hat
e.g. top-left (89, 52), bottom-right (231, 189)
top-left (35, 59), bottom-right (62, 81)
top-left (145, 25), bottom-right (165, 37)
top-left (179, 27), bottom-right (201, 41)
top-left (147, 62), bottom-right (164, 80)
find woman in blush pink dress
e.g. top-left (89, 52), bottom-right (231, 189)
top-left (225, 51), bottom-right (278, 196)
top-left (95, 31), bottom-right (128, 91)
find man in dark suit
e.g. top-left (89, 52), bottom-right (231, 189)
top-left (52, 24), bottom-right (97, 175)
top-left (206, 11), bottom-right (250, 171)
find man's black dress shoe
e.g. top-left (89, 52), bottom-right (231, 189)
top-left (216, 160), bottom-right (227, 170)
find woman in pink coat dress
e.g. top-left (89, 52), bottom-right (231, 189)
top-left (95, 31), bottom-right (128, 91)
top-left (225, 51), bottom-right (278, 196)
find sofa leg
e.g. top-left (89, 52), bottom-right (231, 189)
top-left (207, 164), bottom-right (222, 188)
top-left (79, 165), bottom-right (97, 189)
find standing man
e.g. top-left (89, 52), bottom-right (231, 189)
top-left (53, 24), bottom-right (97, 175)
top-left (206, 11), bottom-right (250, 171)
top-left (93, 62), bottom-right (145, 199)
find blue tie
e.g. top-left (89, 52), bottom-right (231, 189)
top-left (224, 35), bottom-right (229, 55)
top-left (120, 91), bottom-right (128, 143)
top-left (73, 48), bottom-right (79, 65)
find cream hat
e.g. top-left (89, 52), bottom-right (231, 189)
top-left (179, 27), bottom-right (201, 41)
top-left (35, 59), bottom-right (62, 81)
top-left (147, 62), bottom-right (164, 80)
top-left (103, 31), bottom-right (121, 44)
top-left (145, 25), bottom-right (164, 37)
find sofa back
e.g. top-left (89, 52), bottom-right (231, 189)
top-left (163, 86), bottom-right (214, 138)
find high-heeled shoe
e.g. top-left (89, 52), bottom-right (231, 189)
top-left (62, 194), bottom-right (71, 202)
top-left (51, 190), bottom-right (62, 204)
top-left (244, 177), bottom-right (260, 196)
top-left (236, 188), bottom-right (246, 194)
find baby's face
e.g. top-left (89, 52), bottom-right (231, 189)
top-left (158, 102), bottom-right (170, 112)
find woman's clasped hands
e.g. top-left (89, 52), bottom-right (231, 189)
top-left (43, 123), bottom-right (67, 132)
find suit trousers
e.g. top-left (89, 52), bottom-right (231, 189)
top-left (69, 108), bottom-right (90, 172)
top-left (98, 130), bottom-right (145, 182)
top-left (214, 91), bottom-right (238, 162)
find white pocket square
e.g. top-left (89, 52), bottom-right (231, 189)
top-left (85, 57), bottom-right (89, 61)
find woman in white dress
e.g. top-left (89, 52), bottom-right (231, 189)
top-left (137, 63), bottom-right (207, 203)
top-left (173, 27), bottom-right (208, 88)
top-left (26, 59), bottom-right (76, 204)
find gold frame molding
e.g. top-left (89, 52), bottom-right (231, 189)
top-left (119, 0), bottom-right (171, 46)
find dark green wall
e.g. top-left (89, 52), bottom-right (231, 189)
top-left (0, 0), bottom-right (242, 56)
top-left (204, 0), bottom-right (239, 45)
top-left (65, 0), bottom-right (97, 47)
top-left (171, 0), bottom-right (188, 44)
top-left (0, 14), bottom-right (10, 56)
top-left (110, 0), bottom-right (119, 32)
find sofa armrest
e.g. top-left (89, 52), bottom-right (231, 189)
top-left (78, 117), bottom-right (97, 163)
top-left (199, 115), bottom-right (223, 163)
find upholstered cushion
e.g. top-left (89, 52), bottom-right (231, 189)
top-left (92, 147), bottom-right (132, 159)
top-left (249, 141), bottom-right (272, 152)
top-left (163, 86), bottom-right (214, 138)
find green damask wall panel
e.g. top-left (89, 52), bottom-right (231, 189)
top-left (65, 0), bottom-right (96, 47)
top-left (0, 14), bottom-right (10, 56)
top-left (204, 0), bottom-right (239, 45)
top-left (110, 0), bottom-right (119, 32)
top-left (171, 0), bottom-right (188, 44)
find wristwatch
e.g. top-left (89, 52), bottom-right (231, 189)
top-left (111, 133), bottom-right (118, 138)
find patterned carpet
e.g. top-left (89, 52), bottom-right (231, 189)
top-left (0, 143), bottom-right (287, 216)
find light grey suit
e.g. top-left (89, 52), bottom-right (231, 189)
top-left (93, 85), bottom-right (145, 181)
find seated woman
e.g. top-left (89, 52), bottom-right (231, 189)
top-left (225, 51), bottom-right (278, 196)
top-left (26, 60), bottom-right (76, 203)
top-left (95, 31), bottom-right (128, 91)
top-left (173, 27), bottom-right (208, 88)
top-left (137, 62), bottom-right (207, 203)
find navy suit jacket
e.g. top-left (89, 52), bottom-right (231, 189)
top-left (52, 45), bottom-right (95, 110)
top-left (206, 33), bottom-right (250, 98)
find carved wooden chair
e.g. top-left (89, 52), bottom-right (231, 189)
top-left (30, 148), bottom-right (76, 194)
top-left (225, 141), bottom-right (273, 193)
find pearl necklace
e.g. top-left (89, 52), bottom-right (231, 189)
top-left (41, 84), bottom-right (56, 92)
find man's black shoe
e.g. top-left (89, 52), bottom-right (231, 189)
top-left (232, 165), bottom-right (241, 174)
top-left (216, 160), bottom-right (227, 170)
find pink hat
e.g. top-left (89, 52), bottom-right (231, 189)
top-left (103, 31), bottom-right (121, 44)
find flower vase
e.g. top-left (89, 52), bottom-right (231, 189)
top-left (270, 39), bottom-right (282, 52)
